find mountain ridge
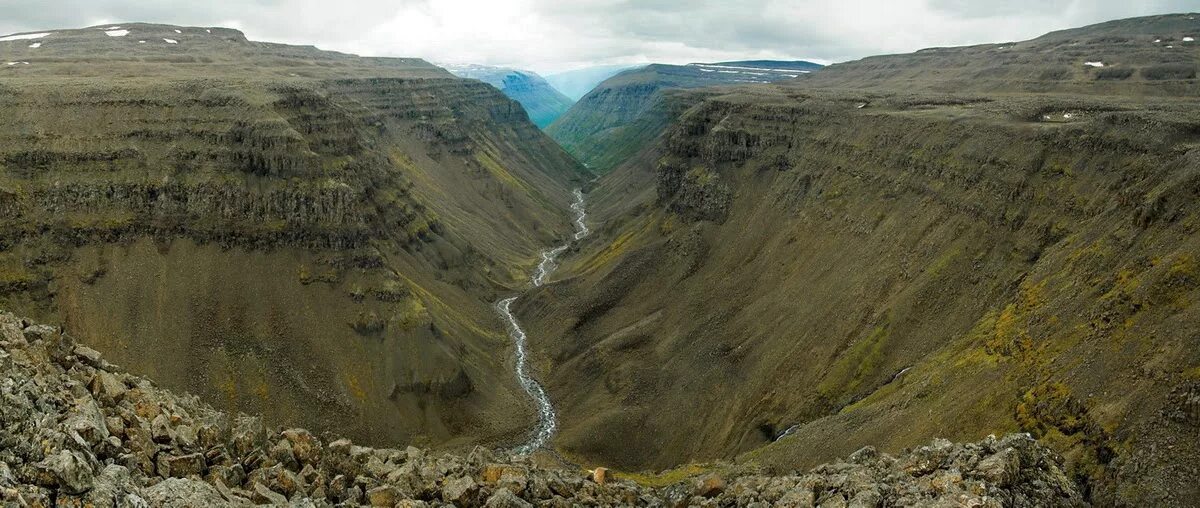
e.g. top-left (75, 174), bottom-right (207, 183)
top-left (442, 63), bottom-right (575, 128)
top-left (546, 60), bottom-right (824, 173)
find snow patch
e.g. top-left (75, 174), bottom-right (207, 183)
top-left (138, 40), bottom-right (146, 43)
top-left (28, 42), bottom-right (40, 48)
top-left (174, 29), bottom-right (182, 34)
top-left (105, 26), bottom-right (121, 30)
top-left (1154, 39), bottom-right (1162, 43)
top-left (5, 61), bottom-right (30, 66)
top-left (105, 29), bottom-right (130, 37)
top-left (0, 32), bottom-right (51, 42)
top-left (1083, 61), bottom-right (1104, 68)
top-left (698, 68), bottom-right (714, 72)
top-left (163, 38), bottom-right (178, 44)
top-left (693, 63), bottom-right (809, 73)
top-left (206, 29), bottom-right (212, 33)
top-left (1184, 37), bottom-right (1195, 42)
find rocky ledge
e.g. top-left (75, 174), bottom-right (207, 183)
top-left (0, 311), bottom-right (1084, 507)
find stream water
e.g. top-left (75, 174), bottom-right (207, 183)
top-left (495, 188), bottom-right (589, 454)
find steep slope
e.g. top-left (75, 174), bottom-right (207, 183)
top-left (0, 23), bottom-right (587, 452)
top-left (522, 13), bottom-right (1200, 505)
top-left (544, 64), bottom-right (636, 101)
top-left (443, 64), bottom-right (574, 128)
top-left (546, 60), bottom-right (823, 173)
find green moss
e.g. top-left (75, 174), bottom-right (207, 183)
top-left (474, 149), bottom-right (530, 193)
top-left (614, 463), bottom-right (713, 487)
top-left (818, 321), bottom-right (890, 400)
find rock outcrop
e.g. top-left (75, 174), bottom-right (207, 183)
top-left (0, 311), bottom-right (1083, 506)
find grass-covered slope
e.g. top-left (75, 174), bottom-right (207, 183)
top-left (545, 61), bottom-right (823, 173)
top-left (444, 64), bottom-right (575, 128)
top-left (0, 23), bottom-right (587, 452)
top-left (524, 13), bottom-right (1200, 505)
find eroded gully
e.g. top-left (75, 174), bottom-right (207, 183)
top-left (495, 188), bottom-right (589, 454)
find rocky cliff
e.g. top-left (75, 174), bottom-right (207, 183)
top-left (0, 23), bottom-right (587, 454)
top-left (0, 311), bottom-right (1084, 506)
top-left (521, 14), bottom-right (1200, 506)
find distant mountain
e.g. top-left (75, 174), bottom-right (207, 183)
top-left (443, 64), bottom-right (574, 128)
top-left (797, 15), bottom-right (1200, 95)
top-left (546, 60), bottom-right (824, 172)
top-left (544, 64), bottom-right (640, 101)
top-left (705, 59), bottom-right (825, 71)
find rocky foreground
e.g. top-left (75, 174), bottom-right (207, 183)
top-left (0, 311), bottom-right (1084, 507)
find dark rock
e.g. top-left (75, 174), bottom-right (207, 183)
top-left (34, 450), bottom-right (94, 495)
top-left (157, 453), bottom-right (206, 478)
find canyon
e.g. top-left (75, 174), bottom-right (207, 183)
top-left (0, 11), bottom-right (1199, 507)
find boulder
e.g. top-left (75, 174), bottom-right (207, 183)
top-left (442, 475), bottom-right (478, 507)
top-left (367, 485), bottom-right (402, 506)
top-left (157, 453), bottom-right (206, 478)
top-left (89, 371), bottom-right (127, 403)
top-left (485, 487), bottom-right (533, 508)
top-left (144, 478), bottom-right (231, 508)
top-left (252, 482), bottom-right (288, 505)
top-left (591, 467), bottom-right (609, 486)
top-left (281, 429), bottom-right (322, 466)
top-left (34, 450), bottom-right (95, 495)
top-left (694, 474), bottom-right (726, 498)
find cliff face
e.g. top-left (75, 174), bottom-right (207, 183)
top-left (523, 14), bottom-right (1200, 505)
top-left (546, 61), bottom-right (823, 173)
top-left (443, 65), bottom-right (575, 128)
top-left (0, 24), bottom-right (586, 452)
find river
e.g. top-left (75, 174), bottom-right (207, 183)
top-left (495, 188), bottom-right (589, 454)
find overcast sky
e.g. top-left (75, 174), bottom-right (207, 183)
top-left (0, 0), bottom-right (1195, 74)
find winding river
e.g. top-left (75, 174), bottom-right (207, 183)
top-left (496, 188), bottom-right (589, 454)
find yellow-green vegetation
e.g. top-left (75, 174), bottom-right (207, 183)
top-left (1015, 381), bottom-right (1113, 481)
top-left (983, 280), bottom-right (1046, 361)
top-left (393, 297), bottom-right (430, 330)
top-left (818, 321), bottom-right (890, 401)
top-left (475, 149), bottom-right (530, 193)
top-left (685, 166), bottom-right (716, 186)
top-left (575, 215), bottom-right (658, 274)
top-left (615, 463), bottom-right (713, 487)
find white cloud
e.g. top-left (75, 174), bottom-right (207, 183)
top-left (0, 0), bottom-right (1193, 73)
